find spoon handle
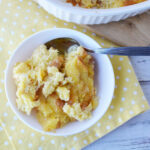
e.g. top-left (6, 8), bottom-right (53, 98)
top-left (89, 47), bottom-right (150, 56)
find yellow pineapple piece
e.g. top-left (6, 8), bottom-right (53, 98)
top-left (16, 93), bottom-right (40, 115)
top-left (37, 111), bottom-right (59, 131)
top-left (42, 67), bottom-right (64, 97)
top-left (56, 87), bottom-right (70, 101)
top-left (13, 62), bottom-right (30, 82)
top-left (63, 102), bottom-right (92, 121)
top-left (65, 57), bottom-right (80, 83)
top-left (37, 100), bottom-right (53, 117)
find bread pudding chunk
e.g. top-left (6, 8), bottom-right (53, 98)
top-left (13, 45), bottom-right (97, 131)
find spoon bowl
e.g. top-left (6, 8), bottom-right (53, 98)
top-left (45, 38), bottom-right (80, 54)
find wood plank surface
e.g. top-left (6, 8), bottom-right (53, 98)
top-left (83, 11), bottom-right (150, 47)
top-left (84, 110), bottom-right (150, 150)
top-left (130, 56), bottom-right (150, 81)
top-left (140, 81), bottom-right (150, 100)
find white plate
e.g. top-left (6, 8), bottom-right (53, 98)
top-left (35, 0), bottom-right (150, 24)
top-left (5, 28), bottom-right (115, 136)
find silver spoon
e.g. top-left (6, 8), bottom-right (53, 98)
top-left (45, 38), bottom-right (150, 56)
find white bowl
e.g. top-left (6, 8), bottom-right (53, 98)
top-left (5, 28), bottom-right (115, 136)
top-left (35, 0), bottom-right (150, 24)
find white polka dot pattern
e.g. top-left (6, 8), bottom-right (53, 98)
top-left (38, 146), bottom-right (43, 150)
top-left (18, 139), bottom-right (22, 144)
top-left (20, 129), bottom-right (24, 133)
top-left (4, 141), bottom-right (8, 145)
top-left (40, 136), bottom-right (45, 141)
top-left (28, 143), bottom-right (32, 148)
top-left (31, 133), bottom-right (35, 137)
top-left (61, 143), bottom-right (65, 148)
top-left (51, 140), bottom-right (55, 144)
top-left (73, 136), bottom-right (78, 141)
top-left (97, 123), bottom-right (101, 127)
top-left (9, 136), bottom-right (12, 140)
top-left (85, 130), bottom-right (89, 134)
top-left (0, 126), bottom-right (3, 132)
top-left (0, 1), bottom-right (149, 150)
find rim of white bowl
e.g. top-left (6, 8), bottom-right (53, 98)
top-left (44, 0), bottom-right (150, 16)
top-left (5, 28), bottom-right (115, 136)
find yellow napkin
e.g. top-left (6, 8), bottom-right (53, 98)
top-left (0, 0), bottom-right (149, 150)
top-left (0, 122), bottom-right (15, 150)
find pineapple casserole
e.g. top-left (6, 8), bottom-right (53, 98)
top-left (13, 45), bottom-right (97, 131)
top-left (66, 0), bottom-right (146, 8)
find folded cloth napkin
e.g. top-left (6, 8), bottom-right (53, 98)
top-left (0, 0), bottom-right (149, 150)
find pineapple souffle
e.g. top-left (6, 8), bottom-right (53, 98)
top-left (66, 0), bottom-right (146, 8)
top-left (13, 45), bottom-right (97, 131)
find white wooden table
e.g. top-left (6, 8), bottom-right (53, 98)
top-left (84, 56), bottom-right (150, 150)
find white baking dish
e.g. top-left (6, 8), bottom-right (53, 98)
top-left (35, 0), bottom-right (150, 24)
